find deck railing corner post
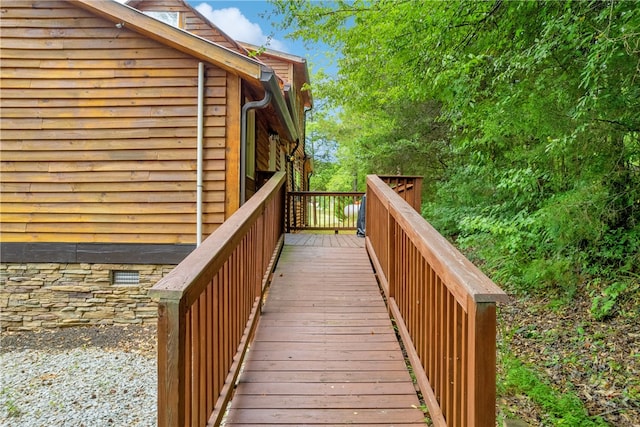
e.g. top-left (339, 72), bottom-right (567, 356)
top-left (365, 178), bottom-right (372, 239)
top-left (156, 297), bottom-right (187, 427)
top-left (413, 177), bottom-right (423, 211)
top-left (467, 300), bottom-right (498, 427)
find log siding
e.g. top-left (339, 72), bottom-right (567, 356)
top-left (0, 0), bottom-right (229, 245)
top-left (131, 0), bottom-right (246, 54)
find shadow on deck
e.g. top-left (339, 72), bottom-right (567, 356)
top-left (223, 234), bottom-right (426, 425)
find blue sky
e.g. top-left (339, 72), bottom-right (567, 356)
top-left (188, 1), bottom-right (291, 52)
top-left (115, 0), bottom-right (335, 75)
top-left (187, 1), bottom-right (339, 161)
top-left (186, 0), bottom-right (331, 74)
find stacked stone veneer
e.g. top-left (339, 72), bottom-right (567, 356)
top-left (0, 263), bottom-right (175, 331)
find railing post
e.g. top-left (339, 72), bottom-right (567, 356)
top-left (292, 194), bottom-right (296, 230)
top-left (387, 209), bottom-right (396, 299)
top-left (286, 191), bottom-right (291, 232)
top-left (156, 299), bottom-right (186, 427)
top-left (412, 177), bottom-right (423, 212)
top-left (467, 301), bottom-right (498, 427)
top-left (280, 184), bottom-right (286, 235)
top-left (256, 214), bottom-right (265, 296)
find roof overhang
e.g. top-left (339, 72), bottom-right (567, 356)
top-left (73, 0), bottom-right (262, 84)
top-left (261, 68), bottom-right (298, 142)
top-left (240, 42), bottom-right (313, 109)
top-left (69, 0), bottom-right (300, 141)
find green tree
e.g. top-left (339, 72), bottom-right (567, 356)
top-left (274, 0), bottom-right (640, 313)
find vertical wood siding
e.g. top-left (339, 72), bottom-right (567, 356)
top-left (256, 115), bottom-right (272, 173)
top-left (0, 0), bottom-right (228, 244)
top-left (224, 75), bottom-right (241, 217)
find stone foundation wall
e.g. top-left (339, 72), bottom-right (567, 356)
top-left (0, 263), bottom-right (175, 331)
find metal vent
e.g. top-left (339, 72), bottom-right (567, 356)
top-left (112, 270), bottom-right (140, 286)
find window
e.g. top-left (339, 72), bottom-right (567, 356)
top-left (112, 270), bottom-right (140, 286)
top-left (143, 11), bottom-right (182, 28)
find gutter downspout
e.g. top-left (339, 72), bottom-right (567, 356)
top-left (288, 139), bottom-right (300, 191)
top-left (196, 62), bottom-right (204, 246)
top-left (303, 106), bottom-right (313, 190)
top-left (240, 91), bottom-right (271, 205)
top-left (260, 68), bottom-right (298, 143)
top-left (239, 67), bottom-right (299, 205)
top-left (288, 139), bottom-right (300, 229)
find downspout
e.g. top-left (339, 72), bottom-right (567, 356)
top-left (240, 91), bottom-right (271, 205)
top-left (260, 68), bottom-right (298, 142)
top-left (196, 62), bottom-right (204, 247)
top-left (288, 139), bottom-right (300, 191)
top-left (239, 67), bottom-right (298, 205)
top-left (303, 151), bottom-right (313, 191)
top-left (303, 106), bottom-right (313, 190)
top-left (288, 139), bottom-right (300, 229)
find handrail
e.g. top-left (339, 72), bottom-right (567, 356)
top-left (287, 191), bottom-right (365, 232)
top-left (365, 174), bottom-right (508, 427)
top-left (149, 171), bottom-right (286, 427)
top-left (377, 175), bottom-right (423, 211)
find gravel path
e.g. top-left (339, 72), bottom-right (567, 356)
top-left (0, 325), bottom-right (157, 426)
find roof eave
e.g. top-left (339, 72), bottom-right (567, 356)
top-left (71, 0), bottom-right (263, 86)
top-left (177, 0), bottom-right (249, 55)
top-left (261, 68), bottom-right (298, 142)
top-left (71, 0), bottom-right (300, 142)
top-left (240, 42), bottom-right (313, 109)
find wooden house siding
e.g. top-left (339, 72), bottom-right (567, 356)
top-left (240, 46), bottom-right (311, 192)
top-left (243, 111), bottom-right (283, 201)
top-left (0, 0), bottom-right (229, 245)
top-left (130, 0), bottom-right (246, 54)
top-left (259, 56), bottom-right (308, 152)
top-left (256, 119), bottom-right (273, 174)
top-left (259, 57), bottom-right (293, 85)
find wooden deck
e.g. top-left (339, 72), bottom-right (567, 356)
top-left (152, 176), bottom-right (505, 426)
top-left (222, 234), bottom-right (427, 425)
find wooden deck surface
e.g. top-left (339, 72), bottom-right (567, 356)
top-left (223, 234), bottom-right (427, 426)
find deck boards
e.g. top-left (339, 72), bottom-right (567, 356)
top-left (223, 234), bottom-right (427, 425)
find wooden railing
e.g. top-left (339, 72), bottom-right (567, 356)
top-left (378, 175), bottom-right (423, 212)
top-left (365, 175), bottom-right (508, 427)
top-left (149, 172), bottom-right (286, 427)
top-left (286, 191), bottom-right (365, 232)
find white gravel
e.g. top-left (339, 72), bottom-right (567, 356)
top-left (0, 348), bottom-right (156, 426)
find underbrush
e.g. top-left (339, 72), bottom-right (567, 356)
top-left (498, 352), bottom-right (608, 427)
top-left (496, 288), bottom-right (640, 426)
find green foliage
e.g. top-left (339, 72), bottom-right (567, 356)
top-left (273, 0), bottom-right (640, 313)
top-left (499, 353), bottom-right (609, 426)
top-left (590, 281), bottom-right (627, 321)
top-left (589, 274), bottom-right (640, 320)
top-left (1, 387), bottom-right (21, 418)
top-left (309, 160), bottom-right (340, 191)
